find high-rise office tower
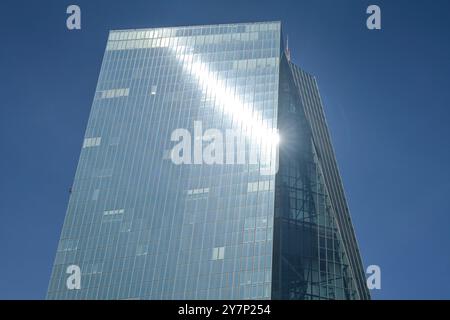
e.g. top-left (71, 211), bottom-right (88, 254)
top-left (47, 21), bottom-right (369, 300)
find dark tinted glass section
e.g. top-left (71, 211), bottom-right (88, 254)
top-left (272, 55), bottom-right (364, 300)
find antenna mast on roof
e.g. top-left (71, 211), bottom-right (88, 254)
top-left (286, 35), bottom-right (291, 61)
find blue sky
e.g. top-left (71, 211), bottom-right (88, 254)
top-left (1, 0), bottom-right (450, 299)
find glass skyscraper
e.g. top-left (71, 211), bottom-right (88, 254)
top-left (47, 21), bottom-right (369, 300)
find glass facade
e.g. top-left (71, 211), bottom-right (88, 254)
top-left (271, 58), bottom-right (369, 299)
top-left (287, 63), bottom-right (370, 299)
top-left (47, 21), bottom-right (369, 300)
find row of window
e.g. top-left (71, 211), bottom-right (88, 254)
top-left (187, 188), bottom-right (210, 195)
top-left (98, 88), bottom-right (130, 99)
top-left (83, 137), bottom-right (101, 148)
top-left (247, 180), bottom-right (273, 193)
top-left (183, 181), bottom-right (275, 202)
top-left (109, 23), bottom-right (278, 42)
top-left (95, 86), bottom-right (158, 100)
top-left (103, 209), bottom-right (125, 216)
top-left (106, 32), bottom-right (264, 52)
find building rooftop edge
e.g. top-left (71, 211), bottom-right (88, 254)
top-left (108, 20), bottom-right (282, 33)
